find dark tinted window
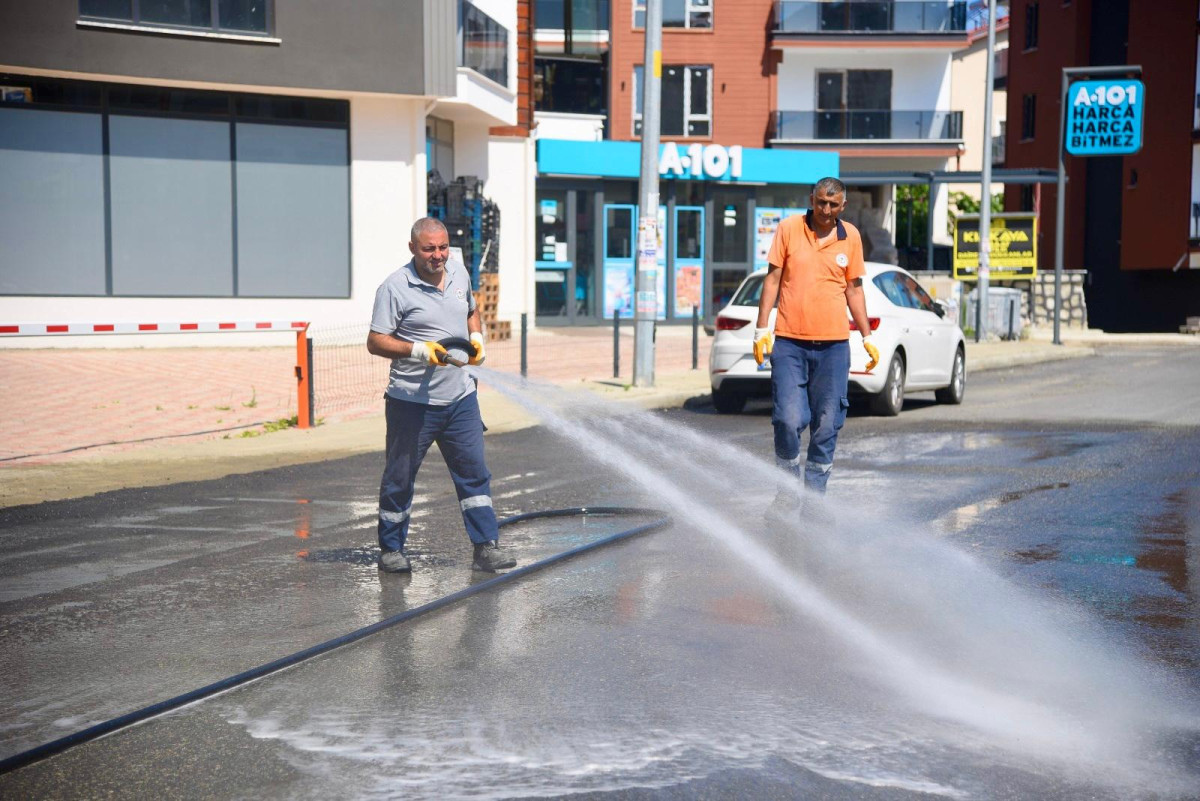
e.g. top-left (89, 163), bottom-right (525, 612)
top-left (235, 95), bottom-right (349, 124)
top-left (79, 0), bottom-right (132, 18)
top-left (219, 0), bottom-right (268, 32)
top-left (140, 0), bottom-right (211, 28)
top-left (0, 75), bottom-right (102, 107)
top-left (108, 85), bottom-right (229, 116)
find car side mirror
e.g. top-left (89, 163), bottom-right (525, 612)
top-left (933, 300), bottom-right (947, 318)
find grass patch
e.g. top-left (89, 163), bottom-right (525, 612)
top-left (242, 387), bottom-right (258, 409)
top-left (238, 415), bottom-right (301, 438)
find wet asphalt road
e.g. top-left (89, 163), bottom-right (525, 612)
top-left (1, 345), bottom-right (1199, 799)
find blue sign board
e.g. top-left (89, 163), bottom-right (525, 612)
top-left (536, 139), bottom-right (838, 185)
top-left (1064, 79), bottom-right (1145, 156)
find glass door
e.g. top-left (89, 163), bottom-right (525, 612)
top-left (671, 205), bottom-right (704, 318)
top-left (602, 204), bottom-right (635, 319)
top-left (536, 188), bottom-right (571, 318)
top-left (602, 203), bottom-right (665, 320)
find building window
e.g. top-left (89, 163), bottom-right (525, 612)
top-left (633, 64), bottom-right (711, 137)
top-left (1019, 185), bottom-right (1035, 211)
top-left (78, 0), bottom-right (272, 35)
top-left (1021, 93), bottom-right (1036, 140)
top-left (460, 0), bottom-right (510, 88)
top-left (536, 0), bottom-right (610, 55)
top-left (1024, 2), bottom-right (1039, 49)
top-left (634, 0), bottom-right (712, 30)
top-left (534, 58), bottom-right (607, 115)
top-left (426, 116), bottom-right (455, 181)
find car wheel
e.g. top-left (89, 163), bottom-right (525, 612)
top-left (869, 352), bottom-right (905, 416)
top-left (935, 347), bottom-right (966, 405)
top-left (711, 387), bottom-right (747, 414)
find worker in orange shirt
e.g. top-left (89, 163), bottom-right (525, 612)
top-left (753, 177), bottom-right (879, 497)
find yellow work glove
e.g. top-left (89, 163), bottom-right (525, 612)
top-left (862, 335), bottom-right (880, 373)
top-left (469, 332), bottom-right (486, 366)
top-left (752, 327), bottom-right (773, 366)
top-left (413, 341), bottom-right (448, 366)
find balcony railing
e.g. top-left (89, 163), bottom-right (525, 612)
top-left (459, 0), bottom-right (509, 88)
top-left (774, 1), bottom-right (968, 34)
top-left (991, 131), bottom-right (1005, 165)
top-left (775, 109), bottom-right (963, 141)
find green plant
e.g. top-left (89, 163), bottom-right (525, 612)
top-left (214, 405), bottom-right (231, 411)
top-left (895, 184), bottom-right (929, 251)
top-left (242, 386), bottom-right (258, 409)
top-left (948, 191), bottom-right (1004, 236)
top-left (240, 415), bottom-right (301, 438)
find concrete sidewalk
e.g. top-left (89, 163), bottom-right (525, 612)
top-left (1, 325), bottom-right (1193, 508)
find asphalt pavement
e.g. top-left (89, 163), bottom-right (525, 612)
top-left (1, 328), bottom-right (1199, 799)
top-left (1, 344), bottom-right (1199, 799)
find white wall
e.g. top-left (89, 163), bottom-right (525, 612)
top-left (777, 49), bottom-right (953, 113)
top-left (486, 137), bottom-right (536, 328)
top-left (453, 122), bottom-right (536, 328)
top-left (533, 112), bottom-right (606, 141)
top-left (0, 94), bottom-right (427, 348)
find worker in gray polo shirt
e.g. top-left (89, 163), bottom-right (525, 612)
top-left (366, 217), bottom-right (516, 574)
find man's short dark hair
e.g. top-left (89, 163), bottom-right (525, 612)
top-left (410, 216), bottom-right (448, 243)
top-left (813, 177), bottom-right (846, 197)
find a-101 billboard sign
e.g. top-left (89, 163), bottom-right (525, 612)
top-left (1064, 79), bottom-right (1145, 156)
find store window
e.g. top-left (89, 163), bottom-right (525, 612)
top-left (426, 116), bottom-right (455, 181)
top-left (633, 65), bottom-right (711, 137)
top-left (0, 75), bottom-right (348, 298)
top-left (634, 0), bottom-right (712, 29)
top-left (78, 0), bottom-right (272, 35)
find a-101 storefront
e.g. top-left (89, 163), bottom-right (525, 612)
top-left (533, 139), bottom-right (838, 324)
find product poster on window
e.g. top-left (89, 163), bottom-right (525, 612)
top-left (605, 264), bottom-right (666, 319)
top-left (754, 208), bottom-right (782, 269)
top-left (673, 264), bottom-right (703, 317)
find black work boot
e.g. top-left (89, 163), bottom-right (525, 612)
top-left (378, 550), bottom-right (412, 573)
top-left (472, 540), bottom-right (517, 572)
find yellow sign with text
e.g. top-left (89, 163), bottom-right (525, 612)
top-left (953, 214), bottom-right (1038, 280)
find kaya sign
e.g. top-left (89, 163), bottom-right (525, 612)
top-left (658, 142), bottom-right (744, 180)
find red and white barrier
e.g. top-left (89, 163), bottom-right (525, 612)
top-left (0, 320), bottom-right (314, 429)
top-left (0, 321), bottom-right (309, 336)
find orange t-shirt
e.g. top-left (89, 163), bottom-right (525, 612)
top-left (767, 212), bottom-right (866, 341)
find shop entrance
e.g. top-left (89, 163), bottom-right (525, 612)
top-left (535, 186), bottom-right (596, 321)
top-left (600, 201), bottom-right (705, 321)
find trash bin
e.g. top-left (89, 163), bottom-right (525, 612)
top-left (965, 287), bottom-right (1023, 340)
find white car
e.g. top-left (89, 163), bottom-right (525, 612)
top-left (708, 262), bottom-right (966, 415)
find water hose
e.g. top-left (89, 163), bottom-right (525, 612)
top-left (0, 506), bottom-right (671, 774)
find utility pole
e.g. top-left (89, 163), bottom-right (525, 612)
top-left (633, 0), bottom-right (662, 387)
top-left (975, 0), bottom-right (997, 342)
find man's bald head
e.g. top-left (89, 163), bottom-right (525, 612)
top-left (411, 217), bottom-right (448, 244)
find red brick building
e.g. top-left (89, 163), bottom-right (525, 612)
top-left (1004, 0), bottom-right (1200, 331)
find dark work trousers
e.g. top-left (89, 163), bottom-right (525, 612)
top-left (769, 337), bottom-right (851, 494)
top-left (377, 392), bottom-right (498, 553)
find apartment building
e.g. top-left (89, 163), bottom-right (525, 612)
top-left (1004, 0), bottom-right (1199, 332)
top-left (0, 0), bottom-right (534, 345)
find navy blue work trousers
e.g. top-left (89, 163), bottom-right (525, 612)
top-left (769, 337), bottom-right (851, 494)
top-left (378, 392), bottom-right (498, 553)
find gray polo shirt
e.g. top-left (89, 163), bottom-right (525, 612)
top-left (370, 259), bottom-right (477, 406)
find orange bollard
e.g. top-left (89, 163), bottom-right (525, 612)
top-left (295, 326), bottom-right (312, 429)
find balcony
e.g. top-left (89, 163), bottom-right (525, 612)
top-left (992, 131), bottom-right (1005, 165)
top-left (773, 109), bottom-right (963, 142)
top-left (774, 1), bottom-right (968, 37)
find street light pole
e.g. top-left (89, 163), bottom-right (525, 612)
top-left (633, 0), bottom-right (662, 387)
top-left (976, 0), bottom-right (997, 342)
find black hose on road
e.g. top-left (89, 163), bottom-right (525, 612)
top-left (0, 506), bottom-right (672, 775)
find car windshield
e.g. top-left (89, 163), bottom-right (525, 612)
top-left (730, 275), bottom-right (764, 307)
